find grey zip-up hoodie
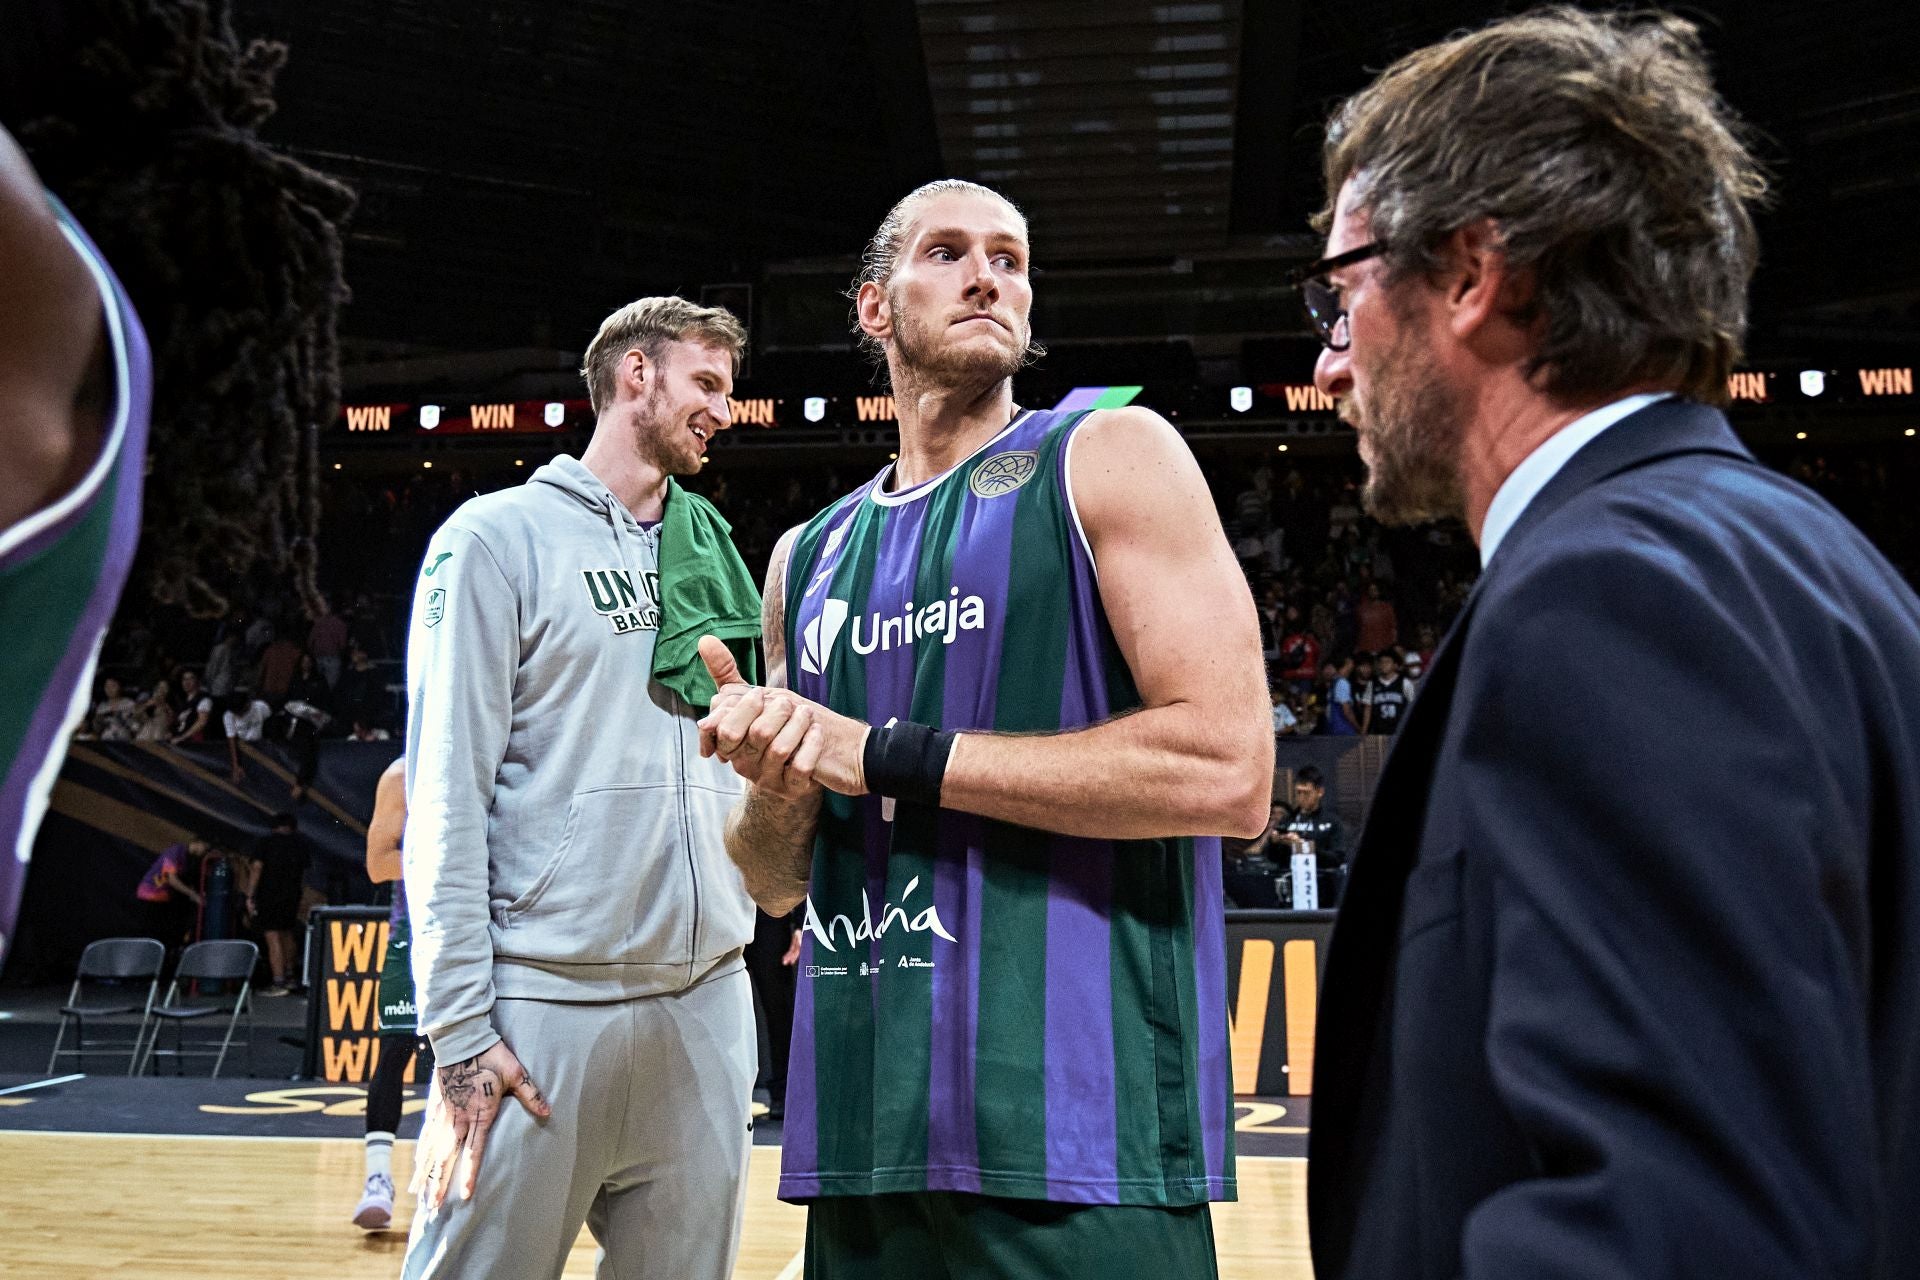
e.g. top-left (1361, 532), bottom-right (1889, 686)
top-left (402, 455), bottom-right (754, 1065)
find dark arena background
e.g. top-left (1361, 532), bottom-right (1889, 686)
top-left (0, 1), bottom-right (1914, 1277)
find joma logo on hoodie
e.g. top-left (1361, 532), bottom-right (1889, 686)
top-left (582, 568), bottom-right (660, 635)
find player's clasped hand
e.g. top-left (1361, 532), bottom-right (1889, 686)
top-left (695, 635), bottom-right (866, 797)
top-left (411, 1040), bottom-right (551, 1210)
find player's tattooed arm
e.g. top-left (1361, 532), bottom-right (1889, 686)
top-left (711, 525), bottom-right (822, 915)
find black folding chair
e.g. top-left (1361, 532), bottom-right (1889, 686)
top-left (46, 937), bottom-right (166, 1076)
top-left (137, 940), bottom-right (260, 1078)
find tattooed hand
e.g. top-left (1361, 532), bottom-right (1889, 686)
top-left (411, 1039), bottom-right (551, 1209)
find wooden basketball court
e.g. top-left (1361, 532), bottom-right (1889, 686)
top-left (0, 1131), bottom-right (1310, 1278)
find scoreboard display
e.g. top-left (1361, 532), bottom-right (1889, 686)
top-left (341, 398), bottom-right (589, 435)
top-left (332, 364), bottom-right (1916, 439)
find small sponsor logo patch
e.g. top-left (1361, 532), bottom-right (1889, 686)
top-left (424, 589), bottom-right (445, 628)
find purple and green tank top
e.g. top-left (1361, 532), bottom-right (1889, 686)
top-left (0, 198), bottom-right (151, 966)
top-left (778, 408), bottom-right (1233, 1207)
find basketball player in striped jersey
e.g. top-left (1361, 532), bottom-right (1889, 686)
top-left (698, 179), bottom-right (1272, 1277)
top-left (0, 123), bottom-right (151, 968)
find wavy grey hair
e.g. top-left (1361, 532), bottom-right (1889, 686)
top-left (1319, 7), bottom-right (1768, 406)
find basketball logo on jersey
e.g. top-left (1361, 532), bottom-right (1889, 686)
top-left (969, 450), bottom-right (1038, 498)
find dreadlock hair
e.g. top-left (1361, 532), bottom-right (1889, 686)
top-left (19, 0), bottom-right (354, 619)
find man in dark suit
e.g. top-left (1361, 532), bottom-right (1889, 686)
top-left (1294, 10), bottom-right (1920, 1279)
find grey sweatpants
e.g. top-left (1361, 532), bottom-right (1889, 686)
top-left (401, 964), bottom-right (756, 1280)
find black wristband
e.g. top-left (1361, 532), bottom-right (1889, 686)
top-left (861, 720), bottom-right (956, 806)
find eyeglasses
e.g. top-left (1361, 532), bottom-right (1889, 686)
top-left (1286, 242), bottom-right (1387, 352)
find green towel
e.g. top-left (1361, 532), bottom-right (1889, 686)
top-left (651, 478), bottom-right (763, 709)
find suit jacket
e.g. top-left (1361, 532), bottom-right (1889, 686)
top-left (1308, 399), bottom-right (1920, 1279)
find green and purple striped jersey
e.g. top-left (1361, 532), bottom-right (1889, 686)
top-left (0, 198), bottom-right (151, 966)
top-left (779, 408), bottom-right (1233, 1207)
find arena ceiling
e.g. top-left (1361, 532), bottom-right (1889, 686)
top-left (31, 1), bottom-right (1920, 367)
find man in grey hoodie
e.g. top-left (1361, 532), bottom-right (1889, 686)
top-left (399, 296), bottom-right (760, 1279)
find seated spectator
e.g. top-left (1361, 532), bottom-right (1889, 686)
top-left (307, 598), bottom-right (349, 688)
top-left (1292, 686), bottom-right (1327, 736)
top-left (1235, 466), bottom-right (1274, 533)
top-left (334, 643), bottom-right (391, 735)
top-left (1355, 580), bottom-right (1399, 655)
top-left (1233, 523), bottom-right (1267, 569)
top-left (1270, 687), bottom-right (1298, 737)
top-left (1310, 600), bottom-right (1336, 653)
top-left (257, 631), bottom-right (304, 703)
top-left (1328, 483), bottom-right (1361, 541)
top-left (347, 595), bottom-right (387, 660)
top-left (1413, 622), bottom-right (1439, 667)
top-left (1366, 650), bottom-right (1415, 736)
top-left (1257, 588), bottom-right (1282, 666)
top-left (1320, 657), bottom-right (1360, 736)
top-left (284, 651), bottom-right (331, 716)
top-left (1281, 766), bottom-right (1350, 907)
top-left (1329, 581), bottom-right (1358, 655)
top-left (242, 611), bottom-right (275, 666)
top-left (1276, 604), bottom-right (1321, 692)
top-left (135, 680), bottom-right (174, 742)
top-left (334, 644), bottom-right (378, 736)
top-left (169, 669), bottom-right (216, 743)
top-left (1352, 653), bottom-right (1378, 733)
top-left (204, 628), bottom-right (239, 699)
top-left (1367, 533), bottom-right (1396, 585)
top-left (87, 676), bottom-right (140, 741)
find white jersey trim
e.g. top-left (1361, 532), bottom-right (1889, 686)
top-left (0, 216), bottom-right (135, 561)
top-left (866, 411), bottom-right (1034, 508)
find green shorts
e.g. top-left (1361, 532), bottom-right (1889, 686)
top-left (376, 916), bottom-right (416, 1037)
top-left (804, 1192), bottom-right (1218, 1280)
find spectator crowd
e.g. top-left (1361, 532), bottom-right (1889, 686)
top-left (81, 435), bottom-right (1915, 769)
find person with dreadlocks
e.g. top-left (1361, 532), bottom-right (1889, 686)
top-left (6, 0), bottom-right (352, 620)
top-left (0, 0), bottom-right (350, 965)
top-left (0, 122), bottom-right (151, 969)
